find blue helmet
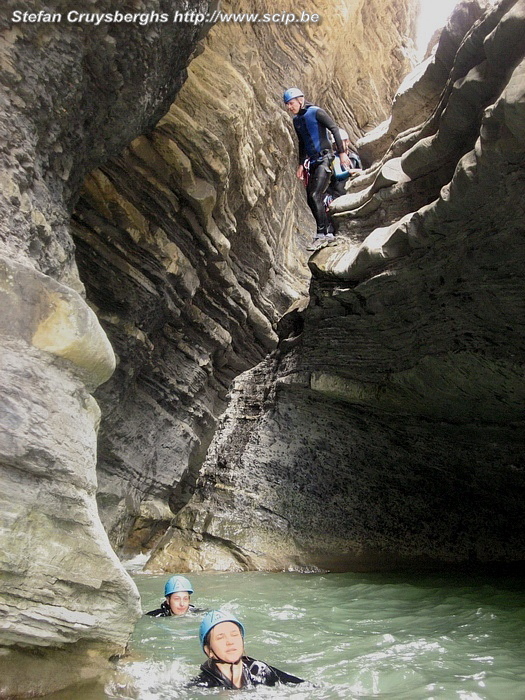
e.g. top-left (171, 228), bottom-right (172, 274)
top-left (283, 87), bottom-right (304, 104)
top-left (199, 610), bottom-right (245, 650)
top-left (164, 575), bottom-right (193, 596)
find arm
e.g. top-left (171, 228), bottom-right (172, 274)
top-left (293, 123), bottom-right (307, 180)
top-left (187, 671), bottom-right (217, 688)
top-left (246, 658), bottom-right (305, 685)
top-left (268, 664), bottom-right (305, 684)
top-left (294, 122), bottom-right (306, 165)
top-left (316, 109), bottom-right (351, 167)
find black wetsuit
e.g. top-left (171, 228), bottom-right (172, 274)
top-left (189, 656), bottom-right (305, 689)
top-left (327, 150), bottom-right (363, 199)
top-left (146, 602), bottom-right (200, 617)
top-left (293, 103), bottom-right (344, 236)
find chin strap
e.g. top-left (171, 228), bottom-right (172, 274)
top-left (210, 650), bottom-right (243, 685)
top-left (226, 662), bottom-right (235, 684)
top-left (214, 652), bottom-right (243, 666)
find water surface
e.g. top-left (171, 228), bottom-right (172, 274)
top-left (45, 567), bottom-right (525, 699)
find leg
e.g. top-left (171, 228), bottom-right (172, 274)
top-left (326, 178), bottom-right (345, 238)
top-left (329, 179), bottom-right (346, 199)
top-left (306, 159), bottom-right (332, 236)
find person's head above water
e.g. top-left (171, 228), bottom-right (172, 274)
top-left (191, 610), bottom-right (305, 688)
top-left (164, 575), bottom-right (194, 615)
top-left (199, 610), bottom-right (246, 664)
top-left (283, 87), bottom-right (305, 115)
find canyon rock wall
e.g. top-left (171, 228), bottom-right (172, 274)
top-left (72, 0), bottom-right (417, 553)
top-left (358, 0), bottom-right (491, 164)
top-left (0, 0), bottom-right (420, 693)
top-left (148, 0), bottom-right (525, 574)
top-left (0, 1), bottom-right (211, 696)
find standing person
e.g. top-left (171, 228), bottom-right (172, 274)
top-left (189, 610), bottom-right (305, 689)
top-left (146, 575), bottom-right (198, 617)
top-left (283, 87), bottom-right (351, 250)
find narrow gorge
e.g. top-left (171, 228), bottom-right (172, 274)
top-left (150, 0), bottom-right (525, 574)
top-left (1, 0), bottom-right (524, 697)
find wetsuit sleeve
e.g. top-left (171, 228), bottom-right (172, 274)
top-left (247, 658), bottom-right (304, 685)
top-left (293, 122), bottom-right (306, 165)
top-left (268, 664), bottom-right (305, 684)
top-left (145, 600), bottom-right (171, 616)
top-left (316, 108), bottom-right (344, 154)
top-left (187, 672), bottom-right (215, 688)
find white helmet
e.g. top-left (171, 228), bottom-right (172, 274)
top-left (329, 128), bottom-right (349, 143)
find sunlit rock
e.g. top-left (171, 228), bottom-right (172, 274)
top-left (358, 0), bottom-right (491, 165)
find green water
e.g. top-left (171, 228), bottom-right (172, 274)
top-left (46, 566), bottom-right (525, 699)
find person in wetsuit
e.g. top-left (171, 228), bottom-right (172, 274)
top-left (328, 128), bottom-right (363, 199)
top-left (189, 610), bottom-right (305, 689)
top-left (146, 575), bottom-right (200, 617)
top-left (284, 87), bottom-right (351, 250)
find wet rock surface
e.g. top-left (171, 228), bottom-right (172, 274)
top-left (0, 0), bottom-right (211, 695)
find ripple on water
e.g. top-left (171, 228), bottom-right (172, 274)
top-left (269, 604), bottom-right (307, 620)
top-left (106, 659), bottom-right (193, 700)
top-left (40, 571), bottom-right (525, 699)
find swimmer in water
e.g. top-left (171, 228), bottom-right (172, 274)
top-left (146, 575), bottom-right (200, 617)
top-left (189, 610), bottom-right (305, 689)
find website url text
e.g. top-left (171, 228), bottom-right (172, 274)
top-left (10, 10), bottom-right (321, 26)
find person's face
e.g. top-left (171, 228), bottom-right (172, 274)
top-left (205, 621), bottom-right (244, 663)
top-left (167, 591), bottom-right (190, 615)
top-left (286, 97), bottom-right (303, 114)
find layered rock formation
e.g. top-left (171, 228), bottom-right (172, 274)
top-left (71, 0), bottom-right (417, 553)
top-left (0, 0), bottom-right (420, 693)
top-left (148, 0), bottom-right (525, 573)
top-left (358, 0), bottom-right (491, 164)
top-left (0, 1), bottom-right (211, 696)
